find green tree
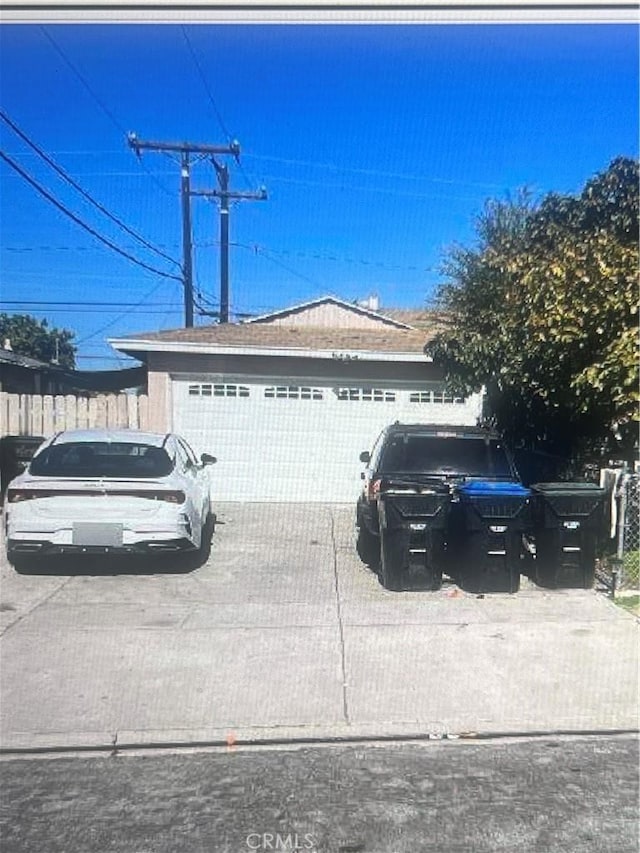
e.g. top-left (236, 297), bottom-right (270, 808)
top-left (0, 314), bottom-right (77, 370)
top-left (426, 157), bottom-right (639, 461)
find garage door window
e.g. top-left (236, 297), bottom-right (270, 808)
top-left (410, 391), bottom-right (465, 404)
top-left (188, 383), bottom-right (250, 398)
top-left (336, 388), bottom-right (396, 402)
top-left (264, 386), bottom-right (324, 400)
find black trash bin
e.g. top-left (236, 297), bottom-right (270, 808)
top-left (530, 482), bottom-right (606, 589)
top-left (0, 435), bottom-right (45, 499)
top-left (451, 480), bottom-right (531, 593)
top-left (377, 482), bottom-right (452, 591)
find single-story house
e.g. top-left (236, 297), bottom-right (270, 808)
top-left (110, 296), bottom-right (484, 502)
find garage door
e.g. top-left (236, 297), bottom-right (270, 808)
top-left (172, 377), bottom-right (482, 502)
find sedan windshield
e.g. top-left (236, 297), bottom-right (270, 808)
top-left (380, 435), bottom-right (514, 478)
top-left (29, 442), bottom-right (173, 479)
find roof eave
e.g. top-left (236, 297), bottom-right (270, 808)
top-left (109, 338), bottom-right (433, 363)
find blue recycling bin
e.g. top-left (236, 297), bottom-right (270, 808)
top-left (451, 480), bottom-right (531, 593)
top-left (530, 482), bottom-right (606, 589)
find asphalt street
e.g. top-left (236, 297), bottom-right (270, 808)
top-left (1, 735), bottom-right (638, 853)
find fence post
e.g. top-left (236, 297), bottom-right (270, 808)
top-left (615, 473), bottom-right (628, 589)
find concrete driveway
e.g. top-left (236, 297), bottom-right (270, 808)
top-left (0, 503), bottom-right (638, 752)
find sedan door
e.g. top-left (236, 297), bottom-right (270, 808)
top-left (176, 438), bottom-right (210, 536)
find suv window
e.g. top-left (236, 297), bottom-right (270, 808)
top-left (379, 435), bottom-right (513, 478)
top-left (30, 442), bottom-right (174, 479)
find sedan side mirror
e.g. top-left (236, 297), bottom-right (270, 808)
top-left (201, 453), bottom-right (217, 465)
top-left (359, 451), bottom-right (371, 464)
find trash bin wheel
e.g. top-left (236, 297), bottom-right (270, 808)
top-left (428, 571), bottom-right (443, 592)
top-left (507, 568), bottom-right (521, 594)
top-left (378, 529), bottom-right (404, 592)
top-left (535, 562), bottom-right (595, 590)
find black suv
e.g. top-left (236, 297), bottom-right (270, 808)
top-left (356, 423), bottom-right (522, 591)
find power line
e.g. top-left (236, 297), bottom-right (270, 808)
top-left (243, 152), bottom-right (507, 190)
top-left (180, 27), bottom-right (233, 144)
top-left (2, 165), bottom-right (176, 179)
top-left (2, 301), bottom-right (181, 307)
top-left (249, 244), bottom-right (323, 288)
top-left (180, 26), bottom-right (258, 193)
top-left (3, 239), bottom-right (436, 274)
top-left (39, 25), bottom-right (175, 201)
top-left (3, 244), bottom-right (179, 254)
top-left (258, 173), bottom-right (484, 203)
top-left (0, 151), bottom-right (183, 283)
top-left (2, 304), bottom-right (182, 315)
top-left (228, 240), bottom-right (435, 273)
top-left (2, 308), bottom-right (183, 315)
top-left (75, 280), bottom-right (169, 344)
top-left (0, 111), bottom-right (181, 270)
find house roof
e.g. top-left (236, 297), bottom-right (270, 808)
top-left (110, 297), bottom-right (443, 362)
top-left (0, 349), bottom-right (146, 392)
top-left (0, 348), bottom-right (52, 371)
top-left (383, 308), bottom-right (450, 330)
top-left (111, 322), bottom-right (437, 358)
top-left (243, 295), bottom-right (413, 329)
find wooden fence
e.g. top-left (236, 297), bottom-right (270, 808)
top-left (0, 392), bottom-right (150, 438)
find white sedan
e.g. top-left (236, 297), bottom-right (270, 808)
top-left (3, 428), bottom-right (217, 569)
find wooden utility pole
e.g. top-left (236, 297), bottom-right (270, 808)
top-left (127, 134), bottom-right (241, 327)
top-left (192, 159), bottom-right (267, 323)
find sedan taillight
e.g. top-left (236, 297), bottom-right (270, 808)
top-left (7, 489), bottom-right (51, 503)
top-left (7, 488), bottom-right (186, 504)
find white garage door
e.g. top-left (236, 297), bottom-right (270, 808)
top-left (172, 377), bottom-right (482, 502)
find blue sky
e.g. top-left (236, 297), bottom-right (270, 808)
top-left (0, 23), bottom-right (638, 367)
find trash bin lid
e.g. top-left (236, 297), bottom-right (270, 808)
top-left (532, 482), bottom-right (605, 496)
top-left (458, 480), bottom-right (530, 497)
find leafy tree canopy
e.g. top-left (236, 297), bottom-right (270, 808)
top-left (426, 157), bottom-right (639, 461)
top-left (0, 314), bottom-right (77, 370)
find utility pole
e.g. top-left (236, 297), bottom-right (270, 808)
top-left (192, 159), bottom-right (267, 323)
top-left (180, 152), bottom-right (194, 327)
top-left (127, 134), bottom-right (240, 328)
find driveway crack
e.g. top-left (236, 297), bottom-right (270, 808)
top-left (0, 575), bottom-right (74, 638)
top-left (329, 508), bottom-right (350, 726)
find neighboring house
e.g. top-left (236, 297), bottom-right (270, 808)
top-left (0, 348), bottom-right (146, 395)
top-left (110, 296), bottom-right (484, 502)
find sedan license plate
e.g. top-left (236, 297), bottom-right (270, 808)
top-left (72, 522), bottom-right (123, 547)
